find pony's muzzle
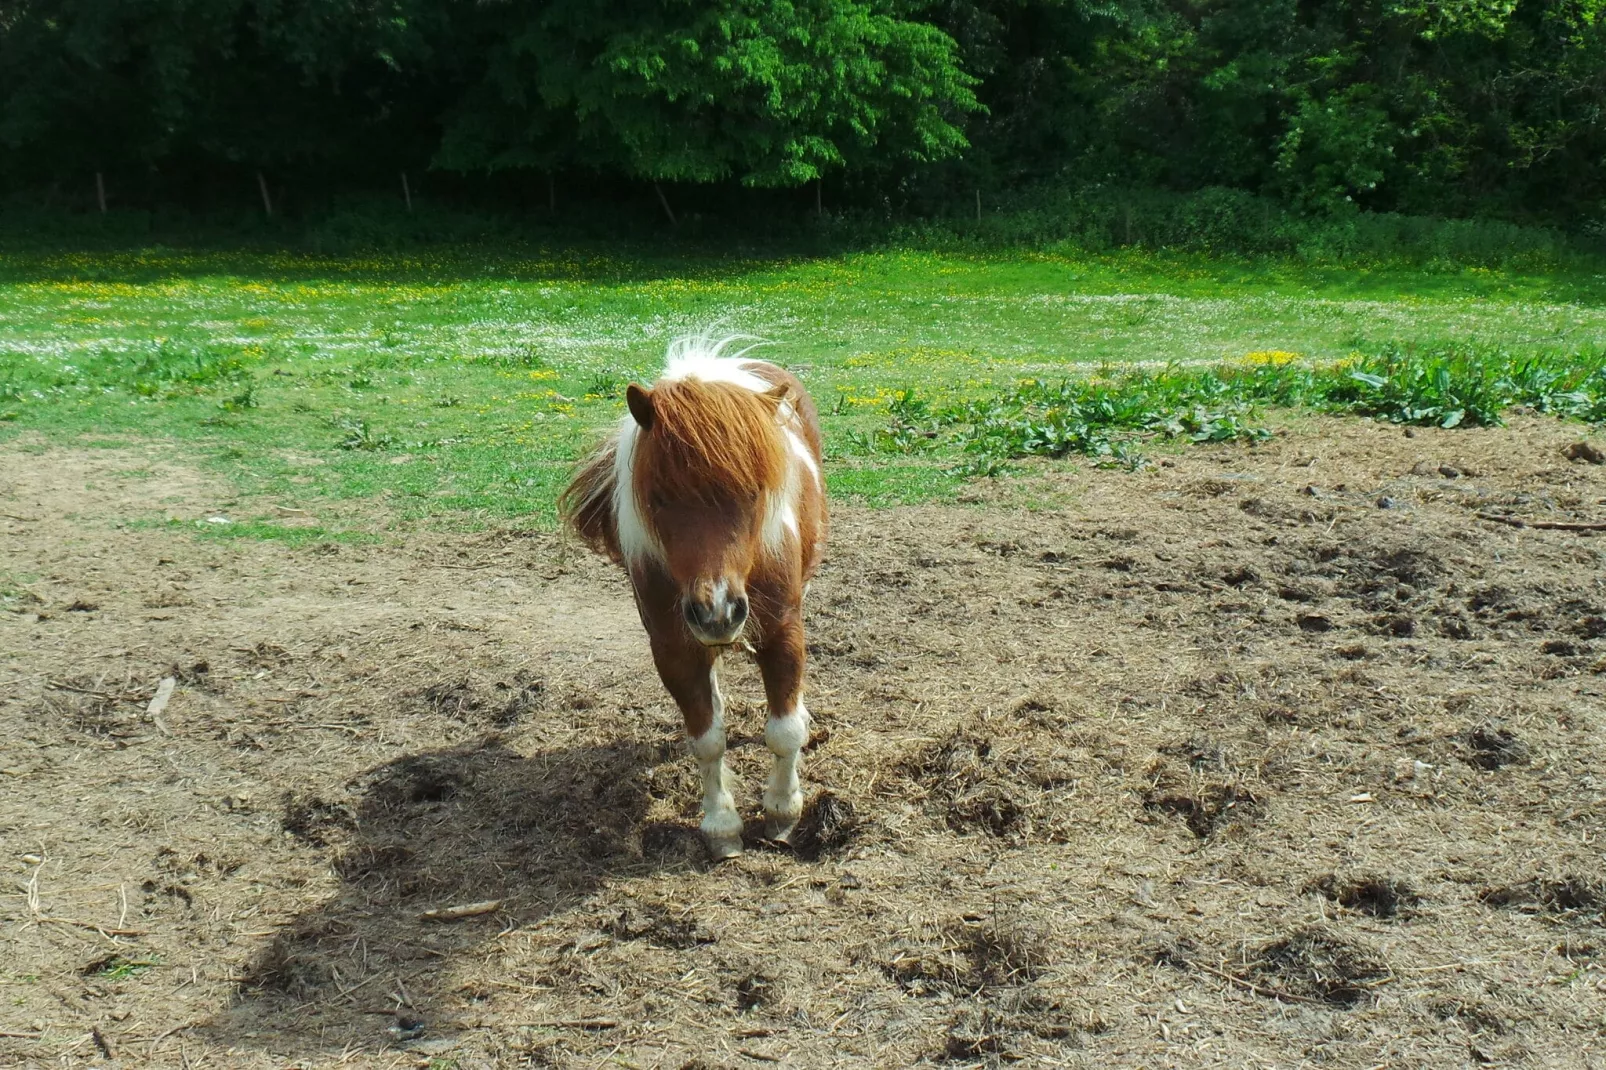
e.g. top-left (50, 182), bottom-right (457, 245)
top-left (684, 592), bottom-right (749, 646)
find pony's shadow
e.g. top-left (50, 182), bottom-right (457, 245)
top-left (202, 735), bottom-right (700, 1057)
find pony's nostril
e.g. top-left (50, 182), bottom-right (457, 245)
top-left (684, 601), bottom-right (706, 629)
top-left (731, 596), bottom-right (749, 625)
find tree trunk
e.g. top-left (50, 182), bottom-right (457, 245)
top-left (95, 172), bottom-right (107, 214)
top-left (257, 171), bottom-right (274, 217)
top-left (653, 182), bottom-right (678, 227)
top-left (401, 172), bottom-right (413, 212)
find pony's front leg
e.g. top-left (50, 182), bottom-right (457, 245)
top-left (755, 613), bottom-right (810, 843)
top-left (649, 635), bottom-right (744, 860)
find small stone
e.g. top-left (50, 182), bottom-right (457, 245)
top-left (1376, 496), bottom-right (1398, 509)
top-left (1438, 464), bottom-right (1461, 478)
top-left (20, 853), bottom-right (42, 865)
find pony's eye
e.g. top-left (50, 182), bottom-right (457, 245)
top-left (649, 493), bottom-right (667, 510)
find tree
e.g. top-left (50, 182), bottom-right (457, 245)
top-left (434, 0), bottom-right (980, 186)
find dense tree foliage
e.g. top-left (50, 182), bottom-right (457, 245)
top-left (2, 0), bottom-right (1602, 222)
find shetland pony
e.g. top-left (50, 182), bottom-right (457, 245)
top-left (560, 335), bottom-right (827, 859)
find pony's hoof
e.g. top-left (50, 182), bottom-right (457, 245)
top-left (764, 816), bottom-right (800, 844)
top-left (703, 832), bottom-right (744, 861)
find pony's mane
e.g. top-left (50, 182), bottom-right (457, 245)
top-left (557, 434), bottom-right (620, 558)
top-left (635, 376), bottom-right (787, 505)
top-left (559, 342), bottom-right (795, 562)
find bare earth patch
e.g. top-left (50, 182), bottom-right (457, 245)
top-left (2, 415), bottom-right (1604, 1068)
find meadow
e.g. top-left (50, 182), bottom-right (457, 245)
top-left (4, 239), bottom-right (1606, 1068)
top-left (4, 241), bottom-right (1606, 535)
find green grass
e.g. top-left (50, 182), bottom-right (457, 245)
top-left (2, 241), bottom-right (1604, 530)
top-left (877, 344), bottom-right (1606, 475)
top-left (93, 956), bottom-right (160, 981)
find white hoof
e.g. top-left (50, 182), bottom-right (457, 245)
top-left (701, 809), bottom-right (745, 861)
top-left (703, 829), bottom-right (745, 860)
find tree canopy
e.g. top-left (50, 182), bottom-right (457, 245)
top-left (2, 0), bottom-right (1603, 222)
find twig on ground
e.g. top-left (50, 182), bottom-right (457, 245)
top-left (1194, 961), bottom-right (1322, 1005)
top-left (46, 681), bottom-right (143, 702)
top-left (34, 901), bottom-right (147, 939)
top-left (517, 1019), bottom-right (619, 1030)
top-left (1477, 512), bottom-right (1606, 532)
top-left (419, 899), bottom-right (504, 921)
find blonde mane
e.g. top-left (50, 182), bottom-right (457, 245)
top-left (558, 346), bottom-right (793, 562)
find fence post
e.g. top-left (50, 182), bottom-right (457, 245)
top-left (257, 171), bottom-right (274, 217)
top-left (654, 182), bottom-right (678, 227)
top-left (96, 172), bottom-right (107, 214)
top-left (401, 172), bottom-right (413, 212)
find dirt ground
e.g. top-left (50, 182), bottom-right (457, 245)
top-left (3, 414), bottom-right (1605, 1069)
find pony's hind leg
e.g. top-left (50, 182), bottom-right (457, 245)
top-left (755, 613), bottom-right (810, 843)
top-left (650, 635), bottom-right (744, 859)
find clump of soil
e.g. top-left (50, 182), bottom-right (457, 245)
top-left (1144, 782), bottom-right (1262, 838)
top-left (1480, 878), bottom-right (1605, 918)
top-left (939, 989), bottom-right (1089, 1062)
top-left (412, 674), bottom-right (545, 725)
top-left (1464, 723), bottom-right (1531, 770)
top-left (361, 754), bottom-right (465, 809)
top-left (883, 911), bottom-right (1051, 997)
top-left (733, 972), bottom-right (777, 1011)
top-left (788, 790), bottom-right (859, 860)
top-left (1307, 874), bottom-right (1422, 919)
top-left (902, 718), bottom-right (1083, 842)
top-left (279, 792), bottom-right (356, 847)
top-left (609, 903), bottom-right (715, 949)
top-left (1243, 927), bottom-right (1391, 1006)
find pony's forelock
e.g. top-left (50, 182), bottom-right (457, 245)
top-left (634, 377), bottom-right (788, 509)
top-left (562, 334), bottom-right (813, 566)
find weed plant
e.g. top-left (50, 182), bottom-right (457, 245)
top-left (876, 345), bottom-right (1606, 474)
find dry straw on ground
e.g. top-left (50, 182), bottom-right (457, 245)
top-left (2, 414), bottom-right (1604, 1067)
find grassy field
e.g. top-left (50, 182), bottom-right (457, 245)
top-left (3, 242), bottom-right (1605, 532)
top-left (6, 240), bottom-right (1606, 1068)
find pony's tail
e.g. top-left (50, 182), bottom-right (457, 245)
top-left (558, 439), bottom-right (620, 560)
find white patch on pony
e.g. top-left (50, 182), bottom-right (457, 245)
top-left (690, 667), bottom-right (743, 857)
top-left (761, 464), bottom-right (801, 555)
top-left (663, 333), bottom-right (770, 391)
top-left (763, 701), bottom-right (810, 840)
top-left (611, 415), bottom-right (662, 565)
top-left (785, 426), bottom-right (821, 486)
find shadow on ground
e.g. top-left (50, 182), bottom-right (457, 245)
top-left (199, 736), bottom-right (705, 1058)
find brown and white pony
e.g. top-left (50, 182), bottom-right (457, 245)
top-left (560, 335), bottom-right (827, 859)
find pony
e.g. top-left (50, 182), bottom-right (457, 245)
top-left (559, 334), bottom-right (827, 859)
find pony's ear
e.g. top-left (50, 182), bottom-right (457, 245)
top-left (626, 384), bottom-right (655, 430)
top-left (764, 381), bottom-right (790, 406)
